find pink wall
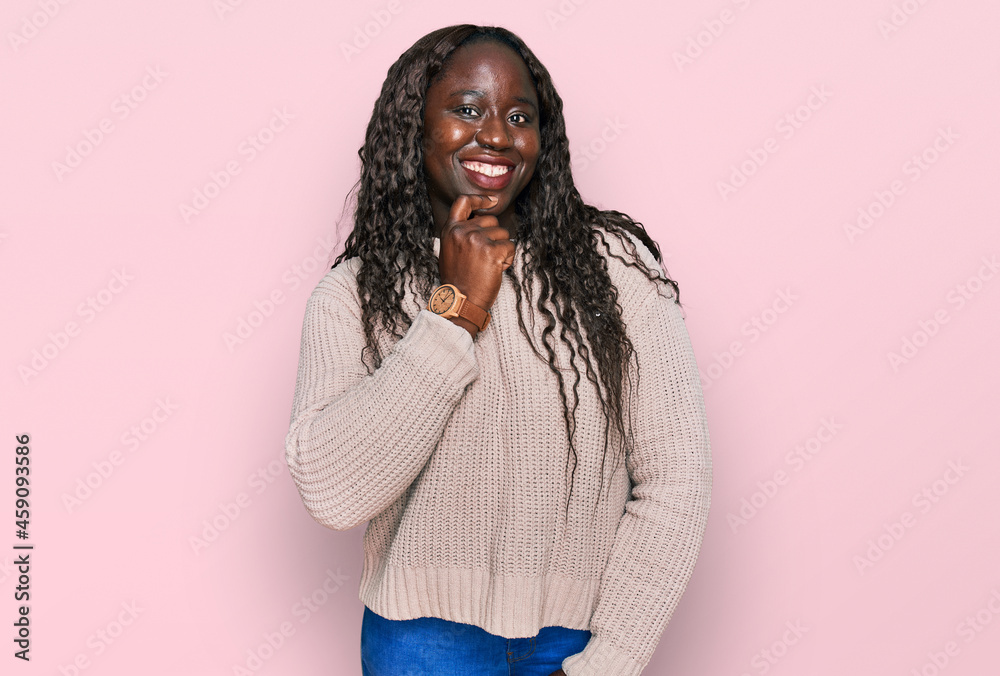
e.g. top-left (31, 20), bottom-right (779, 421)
top-left (2, 1), bottom-right (998, 674)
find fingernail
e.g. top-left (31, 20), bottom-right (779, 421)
top-left (489, 195), bottom-right (498, 202)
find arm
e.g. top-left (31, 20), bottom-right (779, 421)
top-left (284, 278), bottom-right (480, 531)
top-left (562, 288), bottom-right (713, 676)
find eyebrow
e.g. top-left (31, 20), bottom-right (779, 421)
top-left (448, 89), bottom-right (538, 112)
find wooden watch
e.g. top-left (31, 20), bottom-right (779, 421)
top-left (427, 283), bottom-right (491, 331)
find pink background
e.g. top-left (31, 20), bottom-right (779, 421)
top-left (3, 1), bottom-right (999, 674)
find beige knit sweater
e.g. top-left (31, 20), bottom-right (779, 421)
top-left (285, 227), bottom-right (712, 676)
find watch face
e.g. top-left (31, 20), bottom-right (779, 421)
top-left (430, 286), bottom-right (456, 313)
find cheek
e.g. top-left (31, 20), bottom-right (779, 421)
top-left (519, 132), bottom-right (541, 160)
top-left (519, 136), bottom-right (541, 176)
top-left (425, 122), bottom-right (466, 158)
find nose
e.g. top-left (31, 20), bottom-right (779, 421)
top-left (474, 113), bottom-right (511, 149)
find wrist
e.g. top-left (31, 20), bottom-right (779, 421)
top-left (439, 281), bottom-right (489, 308)
top-left (428, 282), bottom-right (491, 333)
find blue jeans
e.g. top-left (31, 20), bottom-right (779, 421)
top-left (360, 605), bottom-right (591, 675)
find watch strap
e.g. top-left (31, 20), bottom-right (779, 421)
top-left (456, 295), bottom-right (491, 331)
top-left (428, 284), bottom-right (491, 332)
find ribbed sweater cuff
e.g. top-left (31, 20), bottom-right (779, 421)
top-left (562, 636), bottom-right (643, 676)
top-left (398, 309), bottom-right (478, 386)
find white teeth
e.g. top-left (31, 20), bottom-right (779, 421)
top-left (461, 161), bottom-right (512, 177)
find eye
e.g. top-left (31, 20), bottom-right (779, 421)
top-left (456, 105), bottom-right (478, 116)
top-left (509, 112), bottom-right (531, 124)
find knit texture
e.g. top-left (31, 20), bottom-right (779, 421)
top-left (285, 226), bottom-right (712, 676)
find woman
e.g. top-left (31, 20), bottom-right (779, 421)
top-left (285, 24), bottom-right (712, 676)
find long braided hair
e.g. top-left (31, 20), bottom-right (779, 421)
top-left (332, 24), bottom-right (682, 521)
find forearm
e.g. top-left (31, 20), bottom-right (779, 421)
top-left (285, 296), bottom-right (479, 531)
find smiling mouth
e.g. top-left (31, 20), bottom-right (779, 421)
top-left (460, 160), bottom-right (513, 177)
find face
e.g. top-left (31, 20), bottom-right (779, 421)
top-left (422, 41), bottom-right (541, 237)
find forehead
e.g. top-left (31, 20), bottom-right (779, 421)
top-left (430, 41), bottom-right (536, 99)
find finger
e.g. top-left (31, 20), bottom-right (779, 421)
top-left (448, 194), bottom-right (498, 224)
top-left (500, 247), bottom-right (515, 271)
top-left (487, 237), bottom-right (516, 271)
top-left (471, 224), bottom-right (514, 242)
